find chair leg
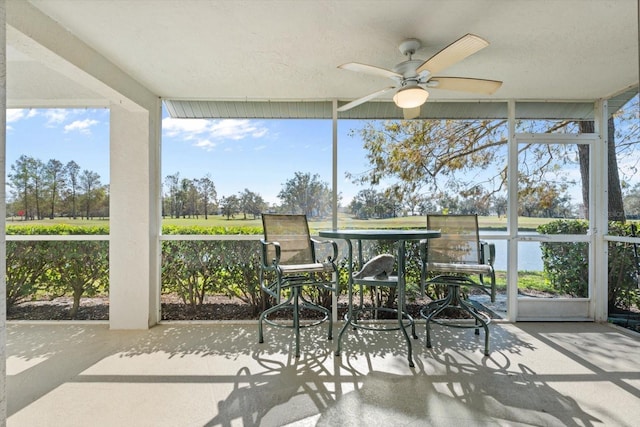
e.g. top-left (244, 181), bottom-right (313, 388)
top-left (422, 291), bottom-right (455, 349)
top-left (421, 283), bottom-right (490, 356)
top-left (257, 288), bottom-right (295, 346)
top-left (293, 287), bottom-right (300, 358)
top-left (258, 314), bottom-right (265, 344)
top-left (459, 297), bottom-right (490, 356)
top-left (259, 284), bottom-right (333, 357)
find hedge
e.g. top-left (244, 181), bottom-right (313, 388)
top-left (8, 222), bottom-right (638, 318)
top-left (538, 219), bottom-right (640, 311)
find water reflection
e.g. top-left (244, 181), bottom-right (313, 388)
top-left (484, 239), bottom-right (542, 271)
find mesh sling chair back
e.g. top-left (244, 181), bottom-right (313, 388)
top-left (422, 214), bottom-right (496, 301)
top-left (420, 214), bottom-right (495, 355)
top-left (258, 214), bottom-right (338, 357)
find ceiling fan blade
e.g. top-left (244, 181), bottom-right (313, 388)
top-left (403, 106), bottom-right (421, 120)
top-left (338, 62), bottom-right (402, 80)
top-left (416, 34), bottom-right (489, 75)
top-left (337, 86), bottom-right (396, 112)
top-left (429, 77), bottom-right (502, 95)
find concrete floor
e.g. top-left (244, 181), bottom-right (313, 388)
top-left (6, 319), bottom-right (640, 426)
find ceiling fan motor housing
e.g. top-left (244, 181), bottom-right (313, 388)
top-left (399, 38), bottom-right (421, 56)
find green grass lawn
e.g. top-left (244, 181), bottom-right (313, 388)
top-left (7, 213), bottom-right (553, 231)
top-left (163, 213), bottom-right (550, 231)
top-left (6, 217), bottom-right (110, 228)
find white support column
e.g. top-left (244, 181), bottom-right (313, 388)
top-left (506, 100), bottom-right (518, 322)
top-left (109, 100), bottom-right (162, 329)
top-left (0, 1), bottom-right (7, 424)
top-left (592, 99), bottom-right (608, 322)
top-left (332, 99), bottom-right (338, 230)
top-left (331, 99), bottom-right (338, 323)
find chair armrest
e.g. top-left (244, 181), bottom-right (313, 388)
top-left (260, 239), bottom-right (281, 266)
top-left (479, 240), bottom-right (495, 266)
top-left (311, 237), bottom-right (338, 263)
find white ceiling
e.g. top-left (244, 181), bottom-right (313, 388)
top-left (5, 0), bottom-right (639, 115)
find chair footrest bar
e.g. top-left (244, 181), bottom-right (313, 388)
top-left (347, 306), bottom-right (414, 332)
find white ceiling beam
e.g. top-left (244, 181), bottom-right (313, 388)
top-left (6, 0), bottom-right (156, 111)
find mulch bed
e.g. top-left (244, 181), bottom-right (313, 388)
top-left (9, 295), bottom-right (639, 335)
top-left (6, 294), bottom-right (485, 322)
top-left (6, 295), bottom-right (258, 321)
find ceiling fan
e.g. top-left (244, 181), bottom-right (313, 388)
top-left (337, 34), bottom-right (502, 119)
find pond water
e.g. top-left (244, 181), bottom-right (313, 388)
top-left (483, 238), bottom-right (543, 272)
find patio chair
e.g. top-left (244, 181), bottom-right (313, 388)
top-left (421, 214), bottom-right (496, 302)
top-left (258, 214), bottom-right (338, 357)
top-left (419, 214), bottom-right (495, 355)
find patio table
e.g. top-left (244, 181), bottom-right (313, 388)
top-left (318, 229), bottom-right (440, 367)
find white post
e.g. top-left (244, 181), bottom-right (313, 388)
top-left (0, 1), bottom-right (7, 424)
top-left (332, 99), bottom-right (338, 230)
top-left (109, 100), bottom-right (162, 329)
top-left (506, 100), bottom-right (518, 322)
top-left (592, 99), bottom-right (608, 322)
top-left (331, 99), bottom-right (338, 322)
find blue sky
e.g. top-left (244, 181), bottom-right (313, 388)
top-left (6, 98), bottom-right (638, 208)
top-left (6, 106), bottom-right (371, 205)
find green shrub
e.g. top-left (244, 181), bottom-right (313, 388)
top-left (607, 222), bottom-right (640, 312)
top-left (161, 225), bottom-right (264, 314)
top-left (46, 241), bottom-right (109, 318)
top-left (6, 241), bottom-right (52, 308)
top-left (538, 219), bottom-right (640, 311)
top-left (6, 225), bottom-right (109, 316)
top-left (537, 220), bottom-right (589, 297)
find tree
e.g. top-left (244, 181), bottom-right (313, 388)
top-left (79, 170), bottom-right (101, 219)
top-left (31, 158), bottom-right (46, 219)
top-left (578, 119), bottom-right (625, 221)
top-left (349, 110), bottom-right (635, 220)
top-left (182, 178), bottom-right (199, 218)
top-left (44, 159), bottom-right (65, 219)
top-left (278, 172), bottom-right (332, 218)
top-left (492, 195), bottom-right (508, 218)
top-left (8, 155), bottom-right (48, 220)
top-left (348, 119), bottom-right (508, 201)
top-left (65, 161), bottom-right (81, 219)
top-left (416, 194), bottom-right (438, 215)
top-left (238, 189), bottom-right (266, 219)
top-left (518, 182), bottom-right (573, 218)
top-left (164, 173), bottom-right (182, 218)
top-left (220, 195), bottom-right (240, 219)
top-left (349, 188), bottom-right (379, 219)
top-left (195, 175), bottom-right (217, 219)
top-left (623, 182), bottom-right (640, 219)
top-left (8, 155), bottom-right (38, 220)
top-left (457, 185), bottom-right (492, 216)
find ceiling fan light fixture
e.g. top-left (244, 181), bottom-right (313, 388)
top-left (393, 86), bottom-right (429, 109)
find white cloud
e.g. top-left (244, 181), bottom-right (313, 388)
top-left (44, 109), bottom-right (69, 126)
top-left (64, 119), bottom-right (99, 134)
top-left (162, 117), bottom-right (212, 138)
top-left (162, 117), bottom-right (268, 148)
top-left (6, 109), bottom-right (27, 123)
top-left (193, 139), bottom-right (217, 151)
top-left (6, 109), bottom-right (39, 130)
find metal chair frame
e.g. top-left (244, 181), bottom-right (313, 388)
top-left (258, 214), bottom-right (338, 357)
top-left (421, 214), bottom-right (496, 302)
top-left (419, 214), bottom-right (495, 355)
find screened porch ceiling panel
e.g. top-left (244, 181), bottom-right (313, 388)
top-left (5, 1), bottom-right (638, 115)
top-left (164, 88), bottom-right (637, 120)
